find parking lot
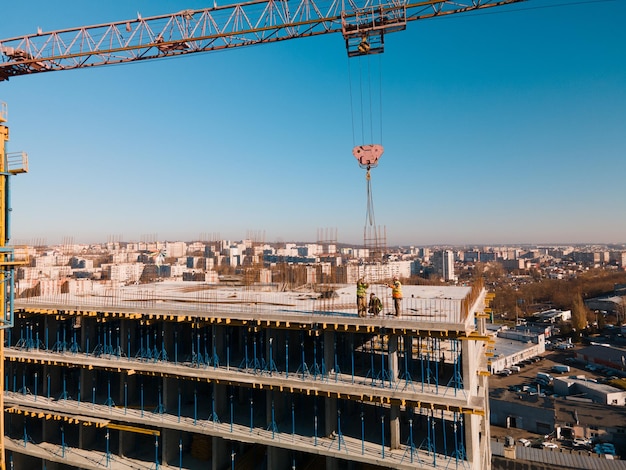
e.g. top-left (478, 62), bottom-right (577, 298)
top-left (489, 346), bottom-right (611, 452)
top-left (490, 347), bottom-right (606, 391)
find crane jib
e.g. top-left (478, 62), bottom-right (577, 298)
top-left (0, 0), bottom-right (526, 81)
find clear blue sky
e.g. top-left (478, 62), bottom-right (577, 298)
top-left (1, 0), bottom-right (624, 247)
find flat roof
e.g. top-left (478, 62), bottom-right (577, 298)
top-left (16, 282), bottom-right (477, 330)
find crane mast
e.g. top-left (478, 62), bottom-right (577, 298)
top-left (0, 0), bottom-right (525, 81)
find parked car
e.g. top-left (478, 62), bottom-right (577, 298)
top-left (542, 442), bottom-right (558, 449)
top-left (518, 438), bottom-right (531, 447)
top-left (573, 438), bottom-right (591, 448)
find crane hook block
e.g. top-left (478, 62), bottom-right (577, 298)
top-left (353, 144), bottom-right (383, 169)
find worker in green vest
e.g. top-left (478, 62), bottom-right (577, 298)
top-left (356, 277), bottom-right (369, 317)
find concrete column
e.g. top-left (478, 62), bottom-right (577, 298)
top-left (268, 446), bottom-right (289, 470)
top-left (324, 397), bottom-right (337, 437)
top-left (325, 397), bottom-right (338, 470)
top-left (461, 338), bottom-right (483, 469)
top-left (390, 404), bottom-right (401, 449)
top-left (388, 334), bottom-right (399, 381)
top-left (212, 436), bottom-right (230, 469)
top-left (162, 428), bottom-right (179, 466)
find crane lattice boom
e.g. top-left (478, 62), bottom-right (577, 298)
top-left (0, 0), bottom-right (524, 81)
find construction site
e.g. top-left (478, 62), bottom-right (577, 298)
top-left (4, 277), bottom-right (493, 469)
top-left (0, 0), bottom-right (534, 468)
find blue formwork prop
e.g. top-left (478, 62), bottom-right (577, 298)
top-left (57, 374), bottom-right (70, 401)
top-left (151, 330), bottom-right (160, 361)
top-left (59, 425), bottom-right (66, 459)
top-left (209, 327), bottom-right (219, 368)
top-left (156, 330), bottom-right (168, 362)
top-left (401, 418), bottom-right (422, 464)
top-left (98, 429), bottom-right (112, 467)
top-left (103, 378), bottom-right (115, 409)
top-left (360, 411), bottom-right (365, 454)
top-left (153, 385), bottom-right (166, 415)
top-left (135, 327), bottom-right (153, 361)
top-left (18, 371), bottom-right (29, 396)
top-left (151, 434), bottom-right (160, 470)
top-left (52, 325), bottom-right (69, 353)
top-left (333, 333), bottom-right (342, 382)
top-left (16, 323), bottom-right (43, 351)
top-left (328, 409), bottom-right (347, 453)
top-left (208, 388), bottom-right (220, 425)
top-left (419, 337), bottom-right (440, 392)
top-left (444, 339), bottom-right (465, 397)
top-left (366, 336), bottom-right (377, 384)
top-left (376, 330), bottom-right (391, 387)
top-left (22, 420), bottom-right (35, 447)
top-left (419, 412), bottom-right (436, 463)
top-left (397, 335), bottom-right (416, 392)
top-left (229, 391), bottom-right (233, 432)
top-left (311, 336), bottom-right (323, 380)
top-left (262, 337), bottom-right (278, 375)
top-left (191, 327), bottom-right (209, 368)
top-left (250, 335), bottom-right (262, 372)
top-left (202, 331), bottom-right (211, 366)
top-left (266, 393), bottom-right (279, 438)
top-left (444, 412), bottom-right (468, 469)
top-left (238, 331), bottom-right (250, 371)
top-left (296, 333), bottom-right (310, 379)
top-left (69, 328), bottom-right (80, 354)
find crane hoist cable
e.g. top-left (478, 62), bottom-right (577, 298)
top-left (348, 48), bottom-right (384, 228)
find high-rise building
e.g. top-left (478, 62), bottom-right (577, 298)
top-left (432, 250), bottom-right (456, 281)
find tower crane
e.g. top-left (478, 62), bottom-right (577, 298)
top-left (0, 0), bottom-right (525, 468)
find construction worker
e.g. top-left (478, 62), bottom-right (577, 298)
top-left (386, 276), bottom-right (402, 316)
top-left (368, 292), bottom-right (382, 316)
top-left (356, 277), bottom-right (369, 317)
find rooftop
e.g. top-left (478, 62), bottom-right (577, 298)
top-left (16, 281), bottom-right (479, 332)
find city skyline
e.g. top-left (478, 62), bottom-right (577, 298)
top-left (1, 0), bottom-right (624, 246)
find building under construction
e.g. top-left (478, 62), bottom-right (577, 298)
top-left (4, 278), bottom-right (493, 469)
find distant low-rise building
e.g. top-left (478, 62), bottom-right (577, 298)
top-left (490, 388), bottom-right (626, 446)
top-left (554, 376), bottom-right (626, 406)
top-left (575, 344), bottom-right (626, 372)
top-left (486, 324), bottom-right (545, 374)
top-left (530, 308), bottom-right (571, 323)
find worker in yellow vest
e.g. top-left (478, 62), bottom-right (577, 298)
top-left (386, 276), bottom-right (402, 316)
